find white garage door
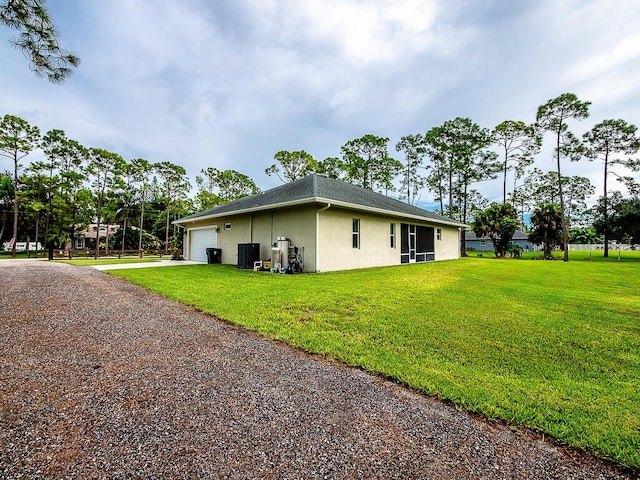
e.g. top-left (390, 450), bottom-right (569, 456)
top-left (189, 227), bottom-right (218, 262)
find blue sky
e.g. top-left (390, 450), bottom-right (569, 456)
top-left (1, 0), bottom-right (639, 205)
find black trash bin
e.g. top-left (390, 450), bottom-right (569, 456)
top-left (206, 247), bottom-right (222, 264)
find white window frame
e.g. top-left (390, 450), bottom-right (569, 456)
top-left (390, 222), bottom-right (396, 248)
top-left (352, 218), bottom-right (360, 249)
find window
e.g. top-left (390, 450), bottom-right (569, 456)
top-left (224, 223), bottom-right (232, 231)
top-left (480, 240), bottom-right (486, 247)
top-left (436, 228), bottom-right (442, 240)
top-left (390, 223), bottom-right (396, 248)
top-left (352, 218), bottom-right (360, 249)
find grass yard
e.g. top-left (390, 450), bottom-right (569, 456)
top-left (467, 249), bottom-right (640, 262)
top-left (59, 258), bottom-right (162, 266)
top-left (110, 258), bottom-right (640, 469)
top-left (0, 252), bottom-right (42, 259)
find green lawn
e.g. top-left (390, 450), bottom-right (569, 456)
top-left (59, 258), bottom-right (161, 266)
top-left (467, 249), bottom-right (640, 262)
top-left (0, 251), bottom-right (42, 259)
top-left (110, 258), bottom-right (640, 469)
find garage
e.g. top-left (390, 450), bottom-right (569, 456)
top-left (188, 227), bottom-right (218, 262)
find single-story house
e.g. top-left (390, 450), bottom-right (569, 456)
top-left (465, 230), bottom-right (536, 252)
top-left (174, 174), bottom-right (467, 272)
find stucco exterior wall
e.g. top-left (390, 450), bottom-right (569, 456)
top-left (249, 206), bottom-right (317, 271)
top-left (183, 206), bottom-right (317, 271)
top-left (438, 225), bottom-right (462, 260)
top-left (316, 208), bottom-right (398, 272)
top-left (316, 208), bottom-right (461, 272)
top-left (181, 215), bottom-right (249, 264)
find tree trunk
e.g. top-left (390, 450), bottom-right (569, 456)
top-left (44, 163), bottom-right (54, 250)
top-left (94, 219), bottom-right (101, 260)
top-left (447, 154), bottom-right (454, 218)
top-left (165, 202), bottom-right (170, 254)
top-left (121, 215), bottom-right (127, 254)
top-left (69, 204), bottom-right (77, 260)
top-left (503, 146), bottom-right (508, 204)
top-left (12, 152), bottom-right (19, 259)
top-left (603, 151), bottom-right (609, 258)
top-left (406, 163), bottom-right (411, 205)
top-left (94, 195), bottom-right (103, 260)
top-left (138, 199), bottom-right (145, 258)
top-left (34, 215), bottom-right (40, 258)
top-left (437, 161), bottom-right (444, 215)
top-left (555, 129), bottom-right (569, 262)
top-left (460, 181), bottom-right (468, 257)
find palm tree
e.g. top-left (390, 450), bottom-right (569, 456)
top-left (528, 203), bottom-right (563, 258)
top-left (471, 202), bottom-right (517, 258)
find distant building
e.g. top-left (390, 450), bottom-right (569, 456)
top-left (465, 230), bottom-right (536, 252)
top-left (74, 224), bottom-right (120, 249)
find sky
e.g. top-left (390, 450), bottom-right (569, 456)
top-left (1, 0), bottom-right (639, 208)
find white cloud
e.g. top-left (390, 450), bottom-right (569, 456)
top-left (565, 33), bottom-right (640, 84)
top-left (1, 0), bottom-right (638, 203)
top-left (257, 0), bottom-right (475, 67)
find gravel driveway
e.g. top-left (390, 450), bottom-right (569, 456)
top-left (0, 260), bottom-right (635, 479)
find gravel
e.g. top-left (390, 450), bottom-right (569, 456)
top-left (0, 260), bottom-right (636, 479)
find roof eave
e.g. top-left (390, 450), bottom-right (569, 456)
top-left (318, 198), bottom-right (467, 228)
top-left (174, 198), bottom-right (317, 225)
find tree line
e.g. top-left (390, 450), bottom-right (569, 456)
top-left (263, 93), bottom-right (639, 260)
top-left (0, 115), bottom-right (263, 258)
top-left (1, 93), bottom-right (639, 259)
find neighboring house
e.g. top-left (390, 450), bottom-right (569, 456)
top-left (74, 224), bottom-right (120, 249)
top-left (465, 230), bottom-right (536, 252)
top-left (175, 174), bottom-right (467, 272)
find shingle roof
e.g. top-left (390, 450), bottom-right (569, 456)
top-left (177, 174), bottom-right (466, 227)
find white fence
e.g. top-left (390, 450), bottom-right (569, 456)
top-left (568, 244), bottom-right (638, 251)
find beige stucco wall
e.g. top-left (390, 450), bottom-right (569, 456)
top-left (182, 206), bottom-right (317, 270)
top-left (316, 207), bottom-right (461, 272)
top-left (248, 206), bottom-right (317, 271)
top-left (316, 208), bottom-right (398, 272)
top-left (437, 224), bottom-right (462, 260)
